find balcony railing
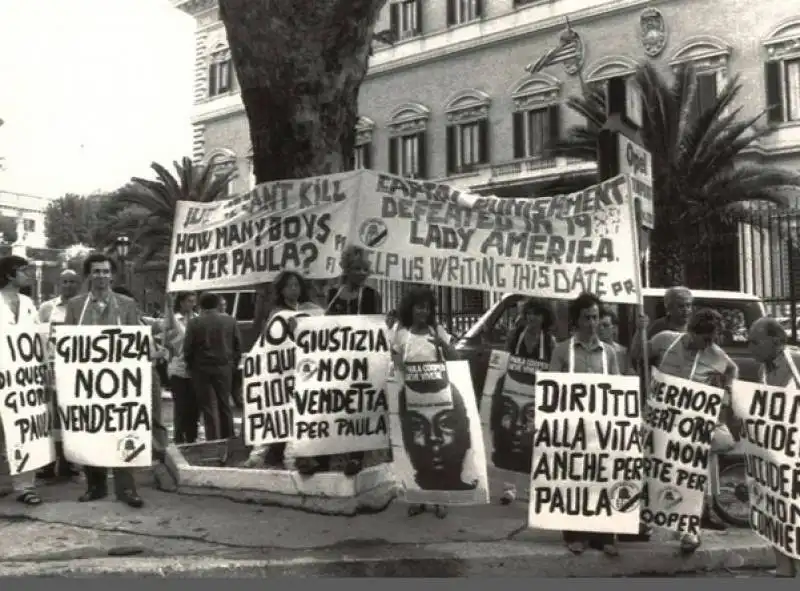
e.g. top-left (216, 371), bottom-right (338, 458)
top-left (491, 156), bottom-right (557, 177)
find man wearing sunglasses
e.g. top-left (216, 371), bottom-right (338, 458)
top-left (632, 308), bottom-right (738, 553)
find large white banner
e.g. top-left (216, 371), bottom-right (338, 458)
top-left (641, 369), bottom-right (725, 536)
top-left (732, 378), bottom-right (800, 560)
top-left (529, 372), bottom-right (643, 534)
top-left (356, 173), bottom-right (640, 303)
top-left (53, 326), bottom-right (154, 468)
top-left (167, 171), bottom-right (360, 291)
top-left (0, 328), bottom-right (56, 475)
top-left (290, 315), bottom-right (391, 456)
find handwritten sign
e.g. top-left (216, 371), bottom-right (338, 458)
top-left (529, 372), bottom-right (643, 534)
top-left (290, 315), bottom-right (390, 456)
top-left (357, 173), bottom-right (640, 303)
top-left (732, 379), bottom-right (800, 559)
top-left (0, 327), bottom-right (56, 475)
top-left (242, 309), bottom-right (322, 446)
top-left (641, 369), bottom-right (725, 535)
top-left (167, 172), bottom-right (360, 291)
top-left (388, 359), bottom-right (490, 506)
top-left (53, 326), bottom-right (154, 468)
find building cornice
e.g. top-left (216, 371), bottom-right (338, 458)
top-left (173, 0), bottom-right (217, 16)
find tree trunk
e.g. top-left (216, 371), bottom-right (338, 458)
top-left (219, 0), bottom-right (388, 182)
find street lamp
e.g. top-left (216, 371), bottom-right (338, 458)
top-left (114, 234), bottom-right (131, 287)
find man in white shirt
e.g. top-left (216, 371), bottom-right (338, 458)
top-left (37, 269), bottom-right (81, 480)
top-left (0, 255), bottom-right (43, 505)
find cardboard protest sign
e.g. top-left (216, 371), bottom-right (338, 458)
top-left (0, 328), bottom-right (56, 475)
top-left (388, 359), bottom-right (490, 506)
top-left (355, 172), bottom-right (640, 303)
top-left (289, 315), bottom-right (390, 456)
top-left (167, 171), bottom-right (360, 291)
top-left (53, 326), bottom-right (154, 468)
top-left (732, 379), bottom-right (800, 559)
top-left (641, 368), bottom-right (725, 535)
top-left (242, 308), bottom-right (322, 446)
top-left (529, 372), bottom-right (643, 534)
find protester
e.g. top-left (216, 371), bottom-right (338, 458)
top-left (746, 316), bottom-right (800, 577)
top-left (163, 292), bottom-right (199, 444)
top-left (549, 292), bottom-right (621, 556)
top-left (244, 271), bottom-right (320, 469)
top-left (632, 308), bottom-right (737, 553)
top-left (36, 268), bottom-right (82, 480)
top-left (648, 286), bottom-right (693, 338)
top-left (295, 245), bottom-right (383, 477)
top-left (184, 292), bottom-right (242, 441)
top-left (495, 298), bottom-right (555, 505)
top-left (0, 255), bottom-right (43, 505)
top-left (63, 254), bottom-right (144, 507)
top-left (391, 285), bottom-right (458, 518)
top-left (599, 308), bottom-right (632, 375)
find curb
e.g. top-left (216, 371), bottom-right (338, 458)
top-left (0, 539), bottom-right (775, 578)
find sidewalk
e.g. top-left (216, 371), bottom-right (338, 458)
top-left (0, 470), bottom-right (774, 577)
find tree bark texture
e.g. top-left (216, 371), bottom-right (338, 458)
top-left (219, 0), bottom-right (388, 183)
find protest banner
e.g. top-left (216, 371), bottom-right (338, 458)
top-left (732, 378), bottom-right (800, 559)
top-left (242, 307), bottom-right (322, 446)
top-left (289, 315), bottom-right (390, 456)
top-left (641, 368), bottom-right (725, 536)
top-left (529, 372), bottom-right (642, 534)
top-left (0, 327), bottom-right (56, 475)
top-left (388, 359), bottom-right (489, 506)
top-left (354, 172), bottom-right (640, 304)
top-left (167, 171), bottom-right (360, 291)
top-left (53, 326), bottom-right (154, 468)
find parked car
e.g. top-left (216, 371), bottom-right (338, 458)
top-left (454, 288), bottom-right (769, 397)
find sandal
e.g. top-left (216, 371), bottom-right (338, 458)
top-left (434, 505), bottom-right (448, 519)
top-left (407, 504), bottom-right (426, 517)
top-left (16, 491), bottom-right (42, 506)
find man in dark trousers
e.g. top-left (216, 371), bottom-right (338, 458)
top-left (184, 292), bottom-right (241, 441)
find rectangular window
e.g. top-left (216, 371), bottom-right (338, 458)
top-left (390, 0), bottom-right (422, 39)
top-left (512, 105), bottom-right (560, 160)
top-left (23, 219), bottom-right (35, 232)
top-left (766, 57), bottom-right (800, 124)
top-left (692, 71), bottom-right (718, 116)
top-left (401, 135), bottom-right (418, 177)
top-left (389, 132), bottom-right (426, 179)
top-left (209, 59), bottom-right (232, 97)
top-left (787, 58), bottom-right (800, 121)
top-left (447, 0), bottom-right (481, 25)
top-left (446, 120), bottom-right (489, 173)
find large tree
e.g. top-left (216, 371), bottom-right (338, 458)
top-left (44, 193), bottom-right (117, 250)
top-left (555, 62), bottom-right (800, 287)
top-left (110, 156), bottom-right (235, 264)
top-left (218, 0), bottom-right (387, 182)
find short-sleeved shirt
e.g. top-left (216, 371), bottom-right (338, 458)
top-left (549, 337), bottom-right (620, 375)
top-left (392, 325), bottom-right (451, 364)
top-left (650, 330), bottom-right (735, 385)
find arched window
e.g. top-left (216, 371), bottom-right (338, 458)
top-left (669, 36), bottom-right (733, 115)
top-left (763, 19), bottom-right (800, 124)
top-left (388, 103), bottom-right (429, 178)
top-left (208, 44), bottom-right (233, 98)
top-left (353, 117), bottom-right (375, 170)
top-left (509, 73), bottom-right (561, 160)
top-left (444, 90), bottom-right (490, 174)
top-left (586, 56), bottom-right (642, 129)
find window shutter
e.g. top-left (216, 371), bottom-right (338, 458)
top-left (416, 132), bottom-right (428, 179)
top-left (446, 126), bottom-right (457, 173)
top-left (447, 0), bottom-right (456, 25)
top-left (208, 64), bottom-right (217, 97)
top-left (512, 111), bottom-right (525, 159)
top-left (363, 143), bottom-right (373, 170)
top-left (475, 0), bottom-right (483, 18)
top-left (547, 104), bottom-right (561, 153)
top-left (765, 61), bottom-right (783, 124)
top-left (695, 73), bottom-right (717, 115)
top-left (478, 119), bottom-right (489, 164)
top-left (389, 137), bottom-right (399, 175)
top-left (389, 3), bottom-right (400, 38)
top-left (415, 0), bottom-right (423, 34)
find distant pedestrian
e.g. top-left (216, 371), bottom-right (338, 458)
top-left (598, 308), bottom-right (632, 375)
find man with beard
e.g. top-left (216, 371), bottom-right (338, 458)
top-left (548, 292), bottom-right (621, 556)
top-left (632, 308), bottom-right (737, 553)
top-left (37, 269), bottom-right (82, 480)
top-left (746, 316), bottom-right (800, 577)
top-left (63, 253), bottom-right (145, 508)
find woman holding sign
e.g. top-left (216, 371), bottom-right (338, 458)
top-left (295, 246), bottom-right (382, 478)
top-left (391, 285), bottom-right (463, 518)
top-left (492, 299), bottom-right (555, 505)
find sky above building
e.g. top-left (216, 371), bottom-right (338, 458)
top-left (0, 0), bottom-right (195, 199)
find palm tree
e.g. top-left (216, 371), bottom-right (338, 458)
top-left (555, 62), bottom-right (800, 287)
top-left (109, 157), bottom-right (236, 264)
